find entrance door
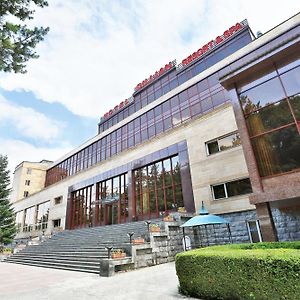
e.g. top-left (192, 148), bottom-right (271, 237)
top-left (105, 202), bottom-right (119, 225)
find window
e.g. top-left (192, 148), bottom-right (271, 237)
top-left (54, 196), bottom-right (63, 205)
top-left (212, 178), bottom-right (252, 200)
top-left (133, 155), bottom-right (183, 220)
top-left (23, 206), bottom-right (35, 232)
top-left (206, 132), bottom-right (241, 155)
top-left (25, 180), bottom-right (30, 186)
top-left (239, 61), bottom-right (300, 177)
top-left (36, 201), bottom-right (50, 230)
top-left (246, 220), bottom-right (262, 243)
top-left (15, 211), bottom-right (24, 232)
top-left (27, 168), bottom-right (32, 175)
top-left (53, 219), bottom-right (61, 228)
top-left (23, 191), bottom-right (29, 198)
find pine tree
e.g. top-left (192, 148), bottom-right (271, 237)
top-left (0, 155), bottom-right (16, 246)
top-left (0, 0), bottom-right (49, 73)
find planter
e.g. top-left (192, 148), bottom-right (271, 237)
top-left (150, 227), bottom-right (160, 233)
top-left (111, 252), bottom-right (126, 259)
top-left (132, 238), bottom-right (145, 245)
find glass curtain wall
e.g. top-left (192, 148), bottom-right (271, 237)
top-left (46, 69), bottom-right (231, 187)
top-left (238, 57), bottom-right (300, 177)
top-left (70, 185), bottom-right (93, 229)
top-left (133, 155), bottom-right (184, 220)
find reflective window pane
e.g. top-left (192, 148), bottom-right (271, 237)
top-left (280, 66), bottom-right (300, 97)
top-left (226, 178), bottom-right (252, 197)
top-left (218, 133), bottom-right (241, 151)
top-left (201, 97), bottom-right (213, 112)
top-left (207, 141), bottom-right (219, 154)
top-left (289, 94), bottom-right (300, 121)
top-left (197, 79), bottom-right (209, 93)
top-left (251, 125), bottom-right (300, 177)
top-left (213, 184), bottom-right (226, 199)
top-left (240, 77), bottom-right (286, 114)
top-left (246, 100), bottom-right (294, 136)
top-left (211, 90), bottom-right (225, 107)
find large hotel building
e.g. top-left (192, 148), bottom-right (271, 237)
top-left (12, 13), bottom-right (300, 243)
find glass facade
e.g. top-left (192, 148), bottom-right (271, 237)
top-left (70, 174), bottom-right (128, 229)
top-left (133, 155), bottom-right (183, 220)
top-left (45, 28), bottom-right (252, 187)
top-left (98, 30), bottom-right (252, 133)
top-left (70, 185), bottom-right (93, 229)
top-left (46, 70), bottom-right (232, 186)
top-left (238, 59), bottom-right (300, 177)
top-left (95, 174), bottom-right (128, 226)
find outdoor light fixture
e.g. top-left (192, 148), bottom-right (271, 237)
top-left (144, 220), bottom-right (151, 232)
top-left (105, 246), bottom-right (113, 259)
top-left (127, 232), bottom-right (134, 244)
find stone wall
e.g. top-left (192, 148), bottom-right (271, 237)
top-left (271, 206), bottom-right (300, 241)
top-left (218, 210), bottom-right (257, 243)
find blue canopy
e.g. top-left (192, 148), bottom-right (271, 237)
top-left (180, 202), bottom-right (229, 228)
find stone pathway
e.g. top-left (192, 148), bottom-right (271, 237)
top-left (0, 262), bottom-right (197, 300)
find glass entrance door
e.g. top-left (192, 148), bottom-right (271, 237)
top-left (105, 202), bottom-right (118, 225)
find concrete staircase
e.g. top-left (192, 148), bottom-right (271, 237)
top-left (6, 221), bottom-right (150, 274)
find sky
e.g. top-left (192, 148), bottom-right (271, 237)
top-left (0, 0), bottom-right (299, 179)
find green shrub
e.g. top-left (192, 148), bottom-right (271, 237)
top-left (176, 242), bottom-right (300, 300)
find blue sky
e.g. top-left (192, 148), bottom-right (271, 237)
top-left (0, 0), bottom-right (299, 177)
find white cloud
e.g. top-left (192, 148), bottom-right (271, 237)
top-left (0, 95), bottom-right (63, 141)
top-left (0, 139), bottom-right (73, 181)
top-left (0, 0), bottom-right (299, 119)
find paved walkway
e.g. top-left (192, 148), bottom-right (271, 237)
top-left (0, 262), bottom-right (197, 300)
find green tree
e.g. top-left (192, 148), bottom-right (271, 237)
top-left (0, 155), bottom-right (16, 245)
top-left (0, 0), bottom-right (49, 73)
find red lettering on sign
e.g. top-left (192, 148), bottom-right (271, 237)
top-left (207, 40), bottom-right (214, 49)
top-left (215, 36), bottom-right (223, 44)
top-left (235, 22), bottom-right (242, 30)
top-left (180, 21), bottom-right (245, 68)
top-left (134, 61), bottom-right (175, 92)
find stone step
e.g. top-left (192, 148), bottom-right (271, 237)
top-left (6, 256), bottom-right (104, 265)
top-left (9, 220), bottom-right (156, 273)
top-left (10, 254), bottom-right (106, 261)
top-left (5, 260), bottom-right (99, 274)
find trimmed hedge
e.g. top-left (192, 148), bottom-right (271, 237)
top-left (176, 242), bottom-right (300, 300)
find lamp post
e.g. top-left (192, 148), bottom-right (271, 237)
top-left (127, 232), bottom-right (134, 244)
top-left (105, 246), bottom-right (113, 259)
top-left (144, 220), bottom-right (151, 232)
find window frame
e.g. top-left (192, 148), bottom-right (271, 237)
top-left (54, 196), bottom-right (63, 205)
top-left (246, 220), bottom-right (262, 243)
top-left (206, 131), bottom-right (241, 156)
top-left (211, 177), bottom-right (252, 200)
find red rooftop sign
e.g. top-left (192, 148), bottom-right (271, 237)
top-left (102, 97), bottom-right (133, 120)
top-left (134, 60), bottom-right (176, 92)
top-left (101, 20), bottom-right (247, 121)
top-left (178, 20), bottom-right (247, 69)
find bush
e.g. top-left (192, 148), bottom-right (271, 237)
top-left (176, 242), bottom-right (300, 300)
